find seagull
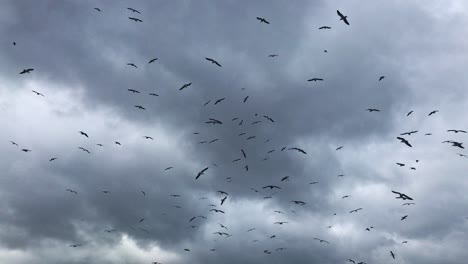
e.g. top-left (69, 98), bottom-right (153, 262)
top-left (336, 146), bottom-right (344, 151)
top-left (214, 98), bottom-right (226, 105)
top-left (20, 68), bottom-right (34, 74)
top-left (21, 149), bottom-right (31, 152)
top-left (179, 83), bottom-right (192, 90)
top-left (220, 196), bottom-right (227, 205)
top-left (428, 110), bottom-right (439, 116)
top-left (447, 129), bottom-right (467, 133)
top-left (392, 190), bottom-right (413, 200)
top-left (32, 90), bottom-right (44, 96)
top-left (402, 203), bottom-right (415, 206)
top-left (400, 130), bottom-right (418, 136)
top-left (390, 251), bottom-right (396, 259)
top-left (164, 167), bottom-right (173, 171)
top-left (128, 17), bottom-right (143, 22)
top-left (366, 108), bottom-right (380, 112)
top-left (313, 238), bottom-right (330, 244)
top-left (396, 163), bottom-right (405, 167)
top-left (49, 157), bottom-right (58, 162)
top-left (127, 7), bottom-right (141, 14)
top-left (268, 54), bottom-right (279, 57)
top-left (308, 78), bottom-right (324, 82)
top-left (457, 153), bottom-right (468, 158)
top-left (407, 110), bottom-right (414, 116)
top-left (149, 93), bottom-right (159, 96)
top-left (319, 26), bottom-right (331, 29)
top-left (148, 58), bottom-right (158, 64)
top-left (256, 17), bottom-right (270, 24)
top-left (241, 149), bottom-right (247, 158)
top-left (288, 147), bottom-right (307, 154)
top-left (78, 147), bottom-right (90, 154)
top-left (263, 185), bottom-right (281, 190)
top-left (143, 136), bottom-right (153, 140)
top-left (401, 215), bottom-right (408, 221)
top-left (9, 141), bottom-right (19, 146)
top-left (349, 208), bottom-right (363, 213)
top-left (209, 209), bottom-right (225, 213)
top-left (397, 137), bottom-right (412, 147)
top-left (379, 76), bottom-right (385, 81)
top-left (134, 105), bottom-right (146, 110)
top-left (243, 96), bottom-right (249, 103)
top-left (94, 8), bottom-right (101, 12)
top-left (69, 244), bottom-right (82, 248)
top-left (195, 167), bottom-right (209, 180)
top-left (66, 189), bottom-right (78, 194)
top-left (205, 58), bottom-right (222, 67)
top-left (115, 141), bottom-right (121, 146)
top-left (280, 176), bottom-right (290, 182)
top-left (342, 195), bottom-right (350, 199)
top-left (274, 222), bottom-right (288, 225)
top-left (127, 63), bottom-right (138, 68)
top-left (337, 10), bottom-right (350, 25)
top-left (290, 200), bottom-right (306, 205)
top-left (128, 89), bottom-right (140, 93)
top-left (263, 115), bottom-right (275, 123)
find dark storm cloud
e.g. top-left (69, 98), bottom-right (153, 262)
top-left (1, 0), bottom-right (468, 263)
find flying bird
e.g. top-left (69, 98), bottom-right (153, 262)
top-left (400, 130), bottom-right (418, 136)
top-left (336, 146), bottom-right (344, 151)
top-left (134, 105), bottom-right (145, 110)
top-left (220, 196), bottom-right (227, 205)
top-left (263, 115), bottom-right (275, 123)
top-left (69, 244), bottom-right (82, 248)
top-left (396, 163), bottom-right (405, 167)
top-left (281, 176), bottom-right (290, 181)
top-left (115, 141), bottom-right (121, 146)
top-left (447, 129), bottom-right (467, 133)
top-left (94, 8), bottom-right (101, 12)
top-left (349, 208), bottom-right (363, 213)
top-left (128, 17), bottom-right (143, 22)
top-left (366, 108), bottom-right (380, 112)
top-left (128, 89), bottom-right (140, 93)
top-left (256, 17), bottom-right (270, 24)
top-left (49, 157), bottom-right (58, 162)
top-left (401, 215), bottom-right (408, 221)
top-left (214, 98), bottom-right (226, 105)
top-left (20, 68), bottom-right (34, 74)
top-left (319, 26), bottom-right (331, 29)
top-left (308, 78), bottom-right (324, 82)
top-left (268, 54), bottom-right (279, 57)
top-left (378, 76), bottom-right (385, 81)
top-left (390, 251), bottom-right (396, 259)
top-left (21, 149), bottom-right (31, 152)
top-left (428, 110), bottom-right (439, 116)
top-left (243, 96), bottom-right (249, 103)
top-left (337, 10), bottom-right (350, 25)
top-left (195, 167), bottom-right (209, 180)
top-left (403, 202), bottom-right (415, 206)
top-left (66, 189), bottom-right (78, 194)
top-left (407, 110), bottom-right (414, 116)
top-left (274, 222), bottom-right (288, 225)
top-left (179, 83), bottom-right (192, 90)
top-left (143, 136), bottom-right (153, 140)
top-left (210, 209), bottom-right (225, 213)
top-left (205, 58), bottom-right (222, 67)
top-left (263, 185), bottom-right (281, 190)
top-left (9, 141), bottom-right (19, 146)
top-left (148, 58), bottom-right (158, 64)
top-left (290, 200), bottom-right (306, 205)
top-left (78, 147), bottom-right (90, 154)
top-left (149, 93), bottom-right (159, 96)
top-left (397, 137), bottom-right (412, 147)
top-left (127, 63), bottom-right (138, 68)
top-left (127, 7), bottom-right (141, 14)
top-left (32, 90), bottom-right (44, 96)
top-left (392, 190), bottom-right (413, 200)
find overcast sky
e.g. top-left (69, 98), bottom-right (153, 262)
top-left (1, 0), bottom-right (468, 263)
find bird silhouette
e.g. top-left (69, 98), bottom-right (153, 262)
top-left (337, 10), bottom-right (350, 25)
top-left (66, 189), bottom-right (78, 194)
top-left (379, 76), bottom-right (385, 81)
top-left (20, 68), bottom-right (34, 74)
top-left (134, 105), bottom-right (146, 110)
top-left (397, 137), bottom-right (412, 147)
top-left (392, 190), bottom-right (413, 200)
top-left (407, 110), bottom-right (414, 116)
top-left (127, 7), bottom-right (141, 14)
top-left (288, 147), bottom-right (307, 154)
top-left (32, 90), bottom-right (45, 96)
top-left (268, 54), bottom-right (279, 57)
top-left (428, 110), bottom-right (439, 116)
top-left (390, 251), bottom-right (396, 259)
top-left (319, 26), bottom-right (331, 29)
top-left (205, 58), bottom-right (222, 67)
top-left (308, 78), bottom-right (324, 82)
top-left (256, 17), bottom-right (270, 24)
top-left (195, 167), bottom-right (209, 180)
top-left (179, 83), bottom-right (192, 90)
top-left (127, 63), bottom-right (138, 68)
top-left (128, 17), bottom-right (143, 22)
top-left (366, 108), bottom-right (380, 112)
top-left (148, 58), bottom-right (158, 64)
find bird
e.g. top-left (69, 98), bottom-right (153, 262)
top-left (32, 90), bottom-right (44, 96)
top-left (280, 176), bottom-right (290, 182)
top-left (243, 96), bottom-right (249, 103)
top-left (102, 191), bottom-right (110, 194)
top-left (319, 26), bottom-right (331, 29)
top-left (9, 141), bottom-right (19, 146)
top-left (141, 191), bottom-right (146, 196)
top-left (392, 190), bottom-right (414, 200)
top-left (390, 251), bottom-right (396, 259)
top-left (69, 244), bottom-right (82, 248)
top-left (127, 7), bottom-right (141, 14)
top-left (342, 195), bottom-right (350, 199)
top-left (128, 17), bottom-right (143, 22)
top-left (268, 54), bottom-right (279, 57)
top-left (143, 136), bottom-right (153, 140)
top-left (401, 215), bottom-right (408, 221)
top-left (134, 105), bottom-right (146, 110)
top-left (288, 147), bottom-right (307, 154)
top-left (274, 222), bottom-right (288, 225)
top-left (205, 58), bottom-right (222, 67)
top-left (179, 83), bottom-right (192, 90)
top-left (49, 157), bottom-right (58, 162)
top-left (336, 146), bottom-right (344, 151)
top-left (209, 209), bottom-right (225, 213)
top-left (195, 167), bottom-right (209, 180)
top-left (78, 147), bottom-right (90, 154)
top-left (290, 200), bottom-right (306, 205)
top-left (203, 100), bottom-right (211, 106)
top-left (309, 181), bottom-right (319, 185)
top-left (66, 189), bottom-right (78, 194)
top-left (94, 8), bottom-right (101, 12)
top-left (366, 108), bottom-right (380, 112)
top-left (21, 149), bottom-right (31, 152)
top-left (396, 163), bottom-right (405, 166)
top-left (184, 249), bottom-right (190, 252)
top-left (347, 259), bottom-right (356, 264)
top-left (402, 203), bottom-right (415, 206)
top-left (349, 208), bottom-right (363, 213)
top-left (241, 149), bottom-right (247, 158)
top-left (138, 218), bottom-right (145, 223)
top-left (263, 115), bottom-right (275, 123)
top-left (20, 68), bottom-right (34, 74)
top-left (220, 196), bottom-right (227, 205)
top-left (402, 241), bottom-right (408, 244)
top-left (128, 89), bottom-right (140, 93)
top-left (115, 141), bottom-right (121, 146)
top-left (214, 98), bottom-right (226, 105)
top-left (365, 227), bottom-right (374, 231)
top-left (337, 10), bottom-right (350, 25)
top-left (397, 137), bottom-right (412, 147)
top-left (169, 194), bottom-right (180, 197)
top-left (164, 167), bottom-right (173, 171)
top-left (127, 63), bottom-right (138, 68)
top-left (313, 238), bottom-right (330, 244)
top-left (307, 78), bottom-right (324, 82)
top-left (407, 110), bottom-right (414, 116)
top-left (246, 136), bottom-right (256, 140)
top-left (263, 185), bottom-right (281, 190)
top-left (400, 130), bottom-right (418, 136)
top-left (379, 76), bottom-right (385, 81)
top-left (447, 129), bottom-right (467, 133)
top-left (256, 17), bottom-right (270, 24)
top-left (428, 110), bottom-right (439, 116)
top-left (457, 153), bottom-right (467, 158)
top-left (105, 229), bottom-right (117, 233)
top-left (79, 131), bottom-right (89, 137)
top-left (149, 93), bottom-right (159, 97)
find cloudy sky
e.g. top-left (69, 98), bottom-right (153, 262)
top-left (1, 0), bottom-right (468, 263)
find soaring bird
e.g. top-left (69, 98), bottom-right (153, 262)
top-left (342, 195), bottom-right (350, 199)
top-left (366, 108), bottom-right (380, 112)
top-left (263, 115), bottom-right (275, 122)
top-left (281, 176), bottom-right (290, 182)
top-left (220, 196), bottom-right (228, 205)
top-left (347, 259), bottom-right (356, 264)
top-left (32, 90), bottom-right (45, 96)
top-left (243, 96), bottom-right (249, 103)
top-left (401, 215), bottom-right (408, 220)
top-left (403, 202), bottom-right (415, 206)
top-left (128, 89), bottom-right (140, 93)
top-left (128, 17), bottom-right (143, 22)
top-left (263, 185), bottom-right (281, 190)
top-left (308, 78), bottom-right (324, 82)
top-left (94, 8), bottom-right (101, 12)
top-left (268, 54), bottom-right (279, 57)
top-left (115, 141), bottom-right (121, 146)
top-left (390, 251), bottom-right (396, 259)
top-left (396, 163), bottom-right (405, 167)
top-left (378, 76), bottom-right (385, 81)
top-left (337, 10), bottom-right (350, 25)
top-left (214, 98), bottom-right (226, 105)
top-left (407, 110), bottom-right (414, 116)
top-left (391, 190), bottom-right (413, 200)
top-left (179, 82), bottom-right (192, 90)
top-left (79, 131), bottom-right (89, 137)
top-left (143, 136), bottom-right (153, 140)
top-left (164, 167), bottom-right (173, 171)
top-left (447, 129), bottom-right (467, 133)
top-left (78, 147), bottom-right (90, 154)
top-left (20, 68), bottom-right (34, 74)
top-left (127, 7), bottom-right (141, 14)
top-left (49, 157), bottom-right (58, 162)
top-left (428, 110), bottom-right (439, 116)
top-left (313, 238), bottom-right (330, 244)
top-left (138, 218), bottom-right (145, 223)
top-left (319, 26), bottom-right (331, 29)
top-left (149, 93), bottom-right (159, 96)
top-left (148, 58), bottom-right (158, 64)
top-left (66, 189), bottom-right (78, 194)
top-left (290, 200), bottom-right (306, 205)
top-left (288, 147), bottom-right (307, 154)
top-left (397, 137), bottom-right (412, 147)
top-left (209, 209), bottom-right (225, 213)
top-left (205, 58), bottom-right (222, 67)
top-left (69, 244), bottom-right (82, 248)
top-left (241, 149), bottom-right (247, 158)
top-left (400, 130), bottom-right (418, 136)
top-left (336, 146), bottom-right (344, 151)
top-left (127, 63), bottom-right (138, 68)
top-left (134, 105), bottom-right (146, 110)
top-left (195, 167), bottom-right (209, 180)
top-left (349, 208), bottom-right (363, 213)
top-left (9, 141), bottom-right (19, 146)
top-left (21, 148), bottom-right (31, 152)
top-left (256, 17), bottom-right (270, 24)
top-left (457, 153), bottom-right (468, 158)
